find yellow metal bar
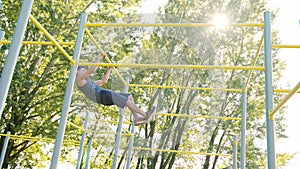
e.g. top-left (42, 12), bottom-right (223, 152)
top-left (130, 84), bottom-right (300, 94)
top-left (87, 118), bottom-right (132, 125)
top-left (0, 134), bottom-right (81, 146)
top-left (29, 15), bottom-right (75, 65)
top-left (129, 83), bottom-right (242, 92)
top-left (67, 121), bottom-right (84, 131)
top-left (85, 23), bottom-right (264, 27)
top-left (133, 147), bottom-right (232, 157)
top-left (269, 82), bottom-right (300, 120)
top-left (274, 89), bottom-right (300, 93)
top-left (84, 130), bottom-right (132, 137)
top-left (78, 62), bottom-right (265, 71)
top-left (3, 134), bottom-right (53, 142)
top-left (122, 128), bottom-right (133, 136)
top-left (244, 34), bottom-right (264, 91)
top-left (157, 113), bottom-right (241, 120)
top-left (272, 44), bottom-right (300, 49)
top-left (84, 28), bottom-right (127, 84)
top-left (0, 40), bottom-right (75, 45)
top-left (84, 28), bottom-right (106, 55)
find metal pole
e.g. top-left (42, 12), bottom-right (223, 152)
top-left (126, 115), bottom-right (134, 169)
top-left (85, 138), bottom-right (93, 169)
top-left (264, 11), bottom-right (276, 169)
top-left (0, 131), bottom-right (10, 168)
top-left (0, 0), bottom-right (34, 119)
top-left (240, 82), bottom-right (247, 169)
top-left (0, 30), bottom-right (4, 41)
top-left (233, 135), bottom-right (238, 169)
top-left (112, 77), bottom-right (129, 169)
top-left (50, 12), bottom-right (87, 169)
top-left (126, 77), bottom-right (134, 169)
top-left (76, 111), bottom-right (89, 169)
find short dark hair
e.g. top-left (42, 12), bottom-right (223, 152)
top-left (77, 66), bottom-right (85, 70)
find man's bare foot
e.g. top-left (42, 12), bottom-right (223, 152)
top-left (146, 106), bottom-right (156, 123)
top-left (134, 116), bottom-right (146, 126)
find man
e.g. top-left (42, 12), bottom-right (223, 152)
top-left (75, 53), bottom-right (155, 125)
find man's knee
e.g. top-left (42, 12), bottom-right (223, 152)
top-left (128, 94), bottom-right (134, 102)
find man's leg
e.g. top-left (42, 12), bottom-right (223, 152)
top-left (126, 95), bottom-right (156, 123)
top-left (126, 95), bottom-right (147, 118)
top-left (107, 91), bottom-right (155, 124)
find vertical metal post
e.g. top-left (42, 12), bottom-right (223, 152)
top-left (76, 112), bottom-right (89, 169)
top-left (264, 11), bottom-right (276, 169)
top-left (0, 30), bottom-right (4, 41)
top-left (85, 138), bottom-right (93, 169)
top-left (0, 0), bottom-right (34, 119)
top-left (240, 82), bottom-right (247, 169)
top-left (0, 30), bottom-right (4, 51)
top-left (112, 77), bottom-right (129, 169)
top-left (0, 131), bottom-right (10, 168)
top-left (233, 135), bottom-right (238, 169)
top-left (50, 12), bottom-right (87, 169)
top-left (126, 77), bottom-right (134, 169)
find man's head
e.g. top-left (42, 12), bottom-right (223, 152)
top-left (76, 66), bottom-right (86, 76)
top-left (77, 66), bottom-right (85, 71)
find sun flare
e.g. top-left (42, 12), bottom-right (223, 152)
top-left (213, 14), bottom-right (228, 29)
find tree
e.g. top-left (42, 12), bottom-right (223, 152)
top-left (0, 0), bottom-right (292, 168)
top-left (0, 0), bottom-right (141, 168)
top-left (103, 0), bottom-right (291, 168)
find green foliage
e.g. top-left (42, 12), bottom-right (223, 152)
top-left (0, 0), bottom-right (141, 168)
top-left (0, 0), bottom-right (292, 168)
top-left (92, 0), bottom-right (289, 169)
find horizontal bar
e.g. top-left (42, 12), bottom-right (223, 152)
top-left (75, 81), bottom-right (298, 94)
top-left (129, 83), bottom-right (242, 92)
top-left (29, 15), bottom-right (75, 65)
top-left (87, 118), bottom-right (132, 125)
top-left (272, 44), bottom-right (300, 49)
top-left (130, 84), bottom-right (300, 94)
top-left (157, 113), bottom-right (241, 120)
top-left (0, 134), bottom-right (81, 146)
top-left (85, 23), bottom-right (264, 27)
top-left (269, 82), bottom-right (300, 120)
top-left (133, 147), bottom-right (232, 157)
top-left (78, 62), bottom-right (265, 71)
top-left (274, 89), bottom-right (300, 93)
top-left (67, 121), bottom-right (84, 131)
top-left (0, 40), bottom-right (74, 45)
top-left (84, 130), bottom-right (132, 137)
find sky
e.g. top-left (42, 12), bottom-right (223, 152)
top-left (139, 0), bottom-right (300, 168)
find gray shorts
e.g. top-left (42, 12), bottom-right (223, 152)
top-left (95, 88), bottom-right (129, 108)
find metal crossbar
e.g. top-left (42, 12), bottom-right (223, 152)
top-left (85, 23), bottom-right (264, 27)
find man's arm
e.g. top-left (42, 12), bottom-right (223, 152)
top-left (95, 66), bottom-right (113, 86)
top-left (80, 53), bottom-right (104, 80)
